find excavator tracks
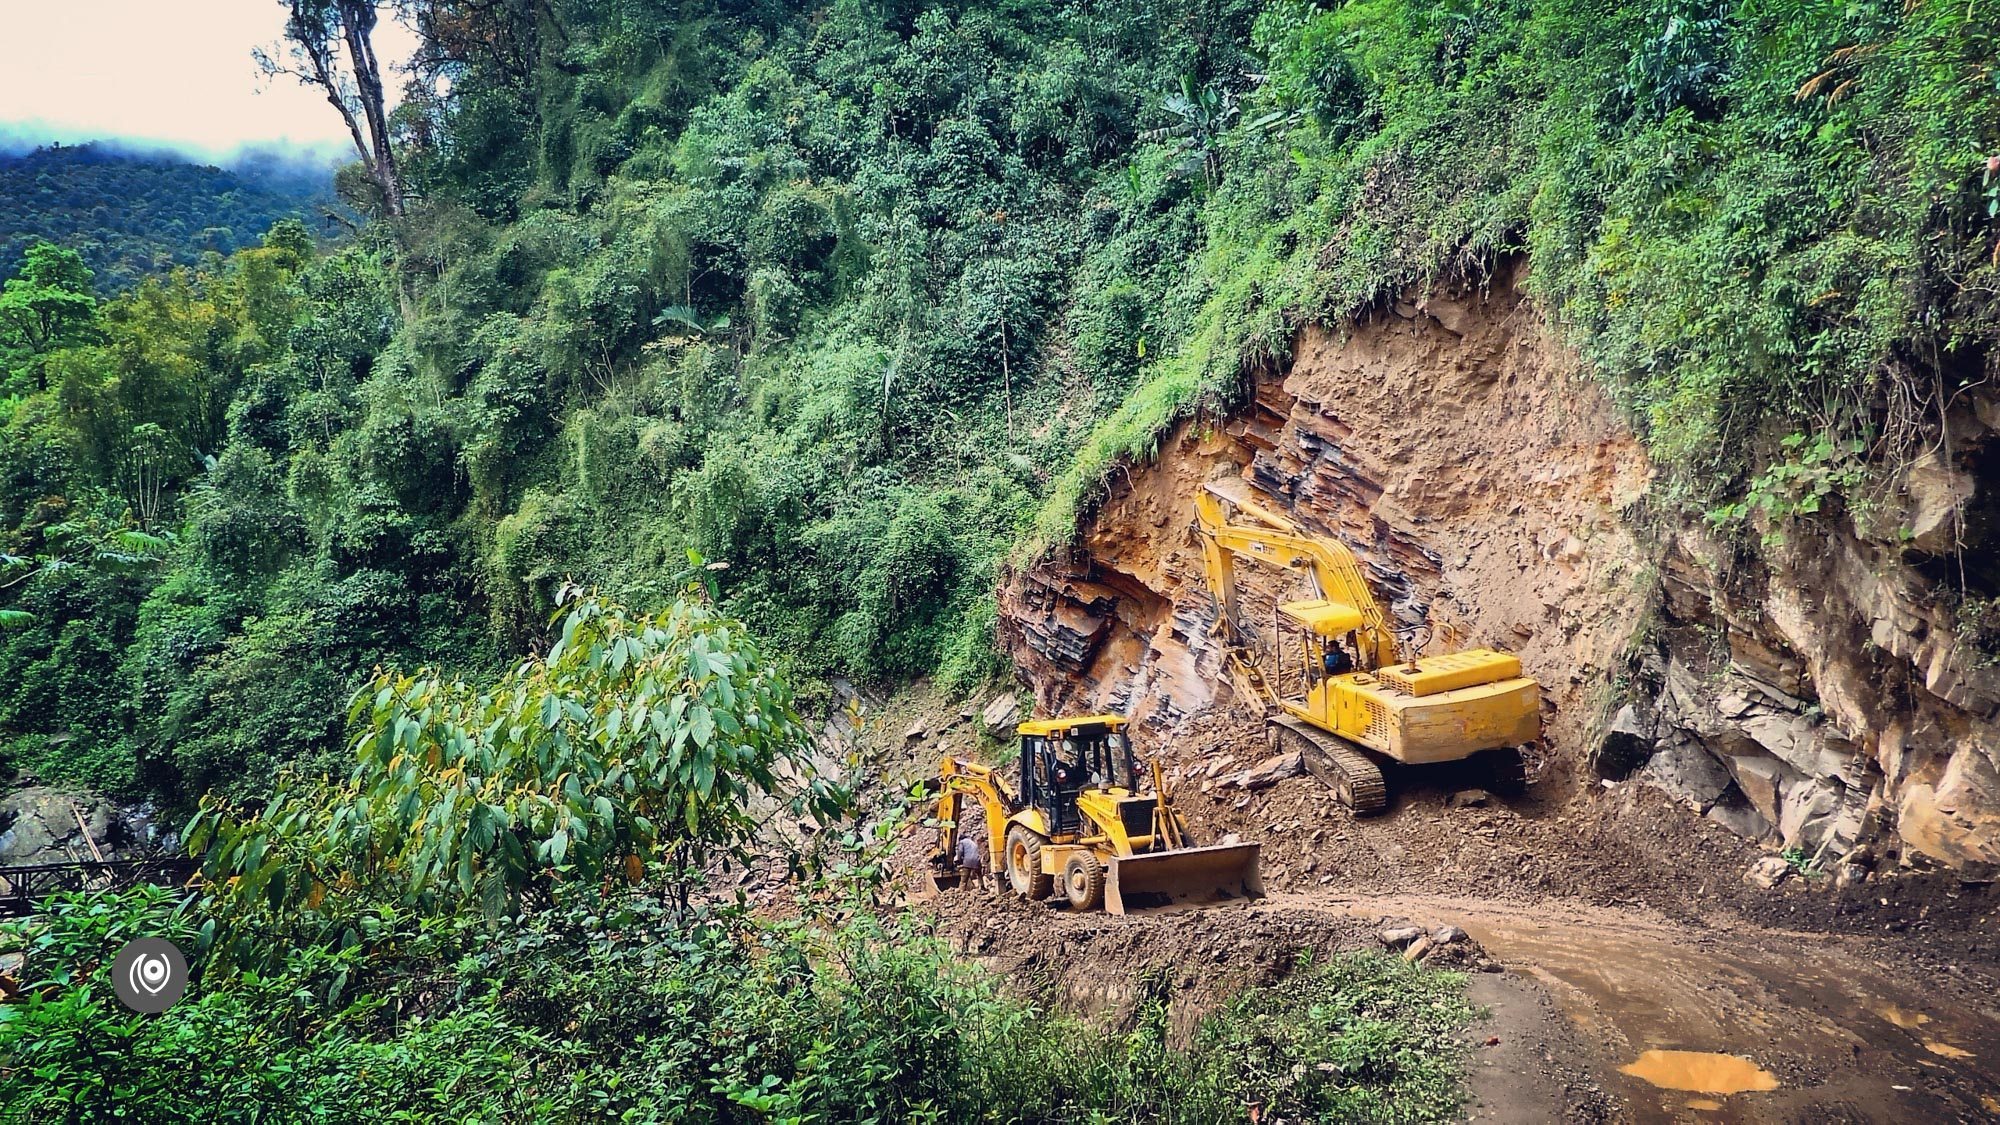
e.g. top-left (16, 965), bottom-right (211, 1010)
top-left (1269, 715), bottom-right (1388, 815)
top-left (1483, 745), bottom-right (1528, 796)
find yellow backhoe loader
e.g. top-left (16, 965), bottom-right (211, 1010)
top-left (926, 715), bottom-right (1263, 913)
top-left (1194, 479), bottom-right (1541, 813)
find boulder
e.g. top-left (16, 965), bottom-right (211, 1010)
top-left (0, 787), bottom-right (143, 865)
top-left (1637, 737), bottom-right (1734, 811)
top-left (1230, 751), bottom-right (1305, 790)
top-left (1778, 776), bottom-right (1853, 852)
top-left (1432, 925), bottom-right (1469, 946)
top-left (1705, 798), bottom-right (1773, 842)
top-left (1715, 692), bottom-right (1757, 720)
top-left (1378, 926), bottom-right (1423, 949)
top-left (1599, 703), bottom-right (1658, 775)
top-left (1417, 295), bottom-right (1476, 336)
top-left (903, 720), bottom-right (927, 742)
top-left (1724, 753), bottom-right (1797, 826)
top-left (1449, 788), bottom-right (1494, 809)
top-left (1902, 449), bottom-right (1976, 554)
top-left (981, 693), bottom-right (1020, 731)
top-left (1744, 855), bottom-right (1792, 889)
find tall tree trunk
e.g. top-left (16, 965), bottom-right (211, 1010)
top-left (274, 1), bottom-right (405, 218)
top-left (338, 0), bottom-right (403, 216)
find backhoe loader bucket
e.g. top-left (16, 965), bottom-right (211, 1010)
top-left (1104, 841), bottom-right (1264, 915)
top-left (915, 864), bottom-right (962, 899)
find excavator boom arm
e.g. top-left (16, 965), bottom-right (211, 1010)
top-left (1194, 484), bottom-right (1398, 668)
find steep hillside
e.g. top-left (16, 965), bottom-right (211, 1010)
top-left (1003, 265), bottom-right (2000, 872)
top-left (8, 0), bottom-right (2000, 827)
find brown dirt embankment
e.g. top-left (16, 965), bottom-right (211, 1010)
top-left (999, 262), bottom-right (1652, 787)
top-left (1000, 255), bottom-right (2000, 883)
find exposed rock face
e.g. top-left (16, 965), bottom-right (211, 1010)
top-left (0, 786), bottom-right (160, 865)
top-left (980, 692), bottom-right (1021, 731)
top-left (1000, 262), bottom-right (2000, 871)
top-left (1001, 263), bottom-right (1652, 767)
top-left (1623, 461), bottom-right (2000, 867)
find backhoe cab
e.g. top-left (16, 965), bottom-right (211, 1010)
top-left (928, 715), bottom-right (1262, 914)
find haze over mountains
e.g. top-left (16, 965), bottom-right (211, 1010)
top-left (0, 138), bottom-right (337, 290)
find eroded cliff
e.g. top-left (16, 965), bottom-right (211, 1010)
top-left (1001, 265), bottom-right (2000, 872)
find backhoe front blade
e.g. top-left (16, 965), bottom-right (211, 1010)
top-left (1104, 841), bottom-right (1263, 915)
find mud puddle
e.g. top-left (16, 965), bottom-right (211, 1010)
top-left (1258, 893), bottom-right (2000, 1122)
top-left (1618, 1050), bottom-right (1779, 1096)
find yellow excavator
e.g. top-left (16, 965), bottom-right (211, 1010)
top-left (926, 715), bottom-right (1263, 913)
top-left (1194, 480), bottom-right (1541, 813)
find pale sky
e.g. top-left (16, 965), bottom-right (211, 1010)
top-left (0, 0), bottom-right (418, 161)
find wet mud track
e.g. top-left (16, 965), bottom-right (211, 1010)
top-left (1269, 893), bottom-right (2000, 1122)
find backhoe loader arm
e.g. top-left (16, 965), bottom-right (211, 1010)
top-left (1194, 482), bottom-right (1399, 669)
top-left (932, 757), bottom-right (1018, 876)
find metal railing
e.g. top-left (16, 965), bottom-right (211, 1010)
top-left (0, 857), bottom-right (199, 918)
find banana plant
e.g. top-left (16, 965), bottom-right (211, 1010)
top-left (1140, 75), bottom-right (1240, 188)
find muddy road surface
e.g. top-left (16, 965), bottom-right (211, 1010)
top-left (878, 684), bottom-right (2000, 1121)
top-left (920, 885), bottom-right (2000, 1123)
top-left (1299, 893), bottom-right (2000, 1123)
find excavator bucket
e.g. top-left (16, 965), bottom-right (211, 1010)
top-left (1104, 841), bottom-right (1264, 915)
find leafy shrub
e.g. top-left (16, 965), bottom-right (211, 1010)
top-left (1623, 0), bottom-right (1736, 119)
top-left (187, 585), bottom-right (848, 941)
top-left (2, 885), bottom-right (1472, 1124)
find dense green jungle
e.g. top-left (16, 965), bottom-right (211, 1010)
top-left (0, 143), bottom-right (328, 293)
top-left (3, 0), bottom-right (1998, 1119)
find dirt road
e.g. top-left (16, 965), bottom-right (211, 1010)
top-left (1281, 893), bottom-right (2000, 1122)
top-left (880, 693), bottom-right (2000, 1121)
top-left (929, 885), bottom-right (2000, 1122)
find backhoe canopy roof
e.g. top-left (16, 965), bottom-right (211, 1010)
top-left (1279, 598), bottom-right (1365, 637)
top-left (1017, 714), bottom-right (1128, 737)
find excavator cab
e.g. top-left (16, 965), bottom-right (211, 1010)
top-left (1279, 598), bottom-right (1367, 684)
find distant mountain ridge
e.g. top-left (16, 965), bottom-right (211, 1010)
top-left (0, 141), bottom-right (334, 291)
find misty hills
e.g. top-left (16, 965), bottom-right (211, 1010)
top-left (0, 142), bottom-right (333, 291)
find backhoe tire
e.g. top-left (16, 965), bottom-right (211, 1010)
top-left (1006, 826), bottom-right (1053, 900)
top-left (1062, 851), bottom-right (1105, 911)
